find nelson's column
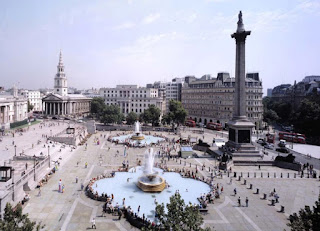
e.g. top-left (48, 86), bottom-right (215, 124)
top-left (227, 11), bottom-right (261, 164)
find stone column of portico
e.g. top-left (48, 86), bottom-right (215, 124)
top-left (49, 103), bottom-right (52, 115)
top-left (231, 11), bottom-right (251, 121)
top-left (58, 103), bottom-right (60, 115)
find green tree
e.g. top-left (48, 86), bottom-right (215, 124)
top-left (293, 99), bottom-right (320, 137)
top-left (90, 97), bottom-right (106, 116)
top-left (27, 101), bottom-right (34, 112)
top-left (141, 104), bottom-right (161, 126)
top-left (126, 112), bottom-right (138, 125)
top-left (287, 195), bottom-right (320, 231)
top-left (165, 100), bottom-right (187, 126)
top-left (0, 203), bottom-right (44, 231)
top-left (149, 193), bottom-right (211, 231)
top-left (263, 109), bottom-right (279, 124)
top-left (100, 105), bottom-right (124, 124)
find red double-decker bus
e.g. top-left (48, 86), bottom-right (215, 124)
top-left (206, 122), bottom-right (222, 131)
top-left (278, 131), bottom-right (306, 144)
top-left (185, 120), bottom-right (196, 127)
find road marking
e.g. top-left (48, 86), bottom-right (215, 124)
top-left (84, 165), bottom-right (95, 183)
top-left (60, 198), bottom-right (79, 231)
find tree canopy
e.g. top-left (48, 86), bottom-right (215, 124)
top-left (162, 100), bottom-right (187, 126)
top-left (100, 104), bottom-right (124, 124)
top-left (90, 97), bottom-right (106, 115)
top-left (140, 104), bottom-right (161, 126)
top-left (0, 203), bottom-right (44, 231)
top-left (27, 101), bottom-right (34, 112)
top-left (287, 195), bottom-right (320, 231)
top-left (142, 193), bottom-right (210, 231)
top-left (126, 111), bottom-right (138, 125)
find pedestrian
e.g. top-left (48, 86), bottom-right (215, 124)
top-left (238, 197), bottom-right (241, 207)
top-left (246, 197), bottom-right (248, 207)
top-left (234, 188), bottom-right (237, 195)
top-left (118, 210), bottom-right (122, 220)
top-left (38, 188), bottom-right (41, 197)
top-left (25, 163), bottom-right (28, 170)
top-left (62, 184), bottom-right (65, 193)
top-left (76, 176), bottom-right (78, 183)
top-left (81, 182), bottom-right (84, 190)
top-left (258, 165), bottom-right (261, 170)
top-left (138, 205), bottom-right (140, 213)
top-left (91, 217), bottom-right (96, 229)
top-left (58, 179), bottom-right (62, 193)
top-left (85, 162), bottom-right (88, 168)
top-left (230, 177), bottom-right (232, 184)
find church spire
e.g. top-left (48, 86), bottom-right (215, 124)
top-left (54, 50), bottom-right (68, 96)
top-left (59, 50), bottom-right (63, 65)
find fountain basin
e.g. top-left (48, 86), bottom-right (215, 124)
top-left (137, 175), bottom-right (166, 192)
top-left (131, 135), bottom-right (145, 140)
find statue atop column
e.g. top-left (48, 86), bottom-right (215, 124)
top-left (237, 11), bottom-right (245, 33)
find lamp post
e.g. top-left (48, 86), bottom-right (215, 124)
top-left (33, 155), bottom-right (37, 181)
top-left (48, 145), bottom-right (50, 167)
top-left (14, 145), bottom-right (17, 156)
top-left (291, 125), bottom-right (294, 149)
top-left (12, 168), bottom-right (15, 201)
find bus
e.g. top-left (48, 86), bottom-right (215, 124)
top-left (185, 120), bottom-right (196, 127)
top-left (278, 131), bottom-right (306, 144)
top-left (206, 122), bottom-right (222, 131)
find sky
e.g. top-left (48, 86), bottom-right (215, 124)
top-left (0, 0), bottom-right (319, 95)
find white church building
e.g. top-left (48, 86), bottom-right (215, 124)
top-left (42, 51), bottom-right (91, 117)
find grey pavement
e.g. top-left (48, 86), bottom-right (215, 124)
top-left (19, 128), bottom-right (320, 231)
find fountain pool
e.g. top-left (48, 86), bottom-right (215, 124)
top-left (91, 166), bottom-right (211, 220)
top-left (111, 121), bottom-right (165, 146)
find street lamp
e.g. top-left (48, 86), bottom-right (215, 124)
top-left (291, 125), bottom-right (294, 149)
top-left (14, 145), bottom-right (17, 156)
top-left (48, 146), bottom-right (50, 167)
top-left (33, 155), bottom-right (37, 181)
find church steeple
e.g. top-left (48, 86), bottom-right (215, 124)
top-left (54, 50), bottom-right (68, 96)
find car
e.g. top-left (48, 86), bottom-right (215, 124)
top-left (256, 138), bottom-right (265, 144)
top-left (77, 119), bottom-right (84, 123)
top-left (276, 148), bottom-right (290, 153)
top-left (64, 117), bottom-right (71, 120)
top-left (264, 143), bottom-right (274, 149)
top-left (52, 116), bottom-right (58, 120)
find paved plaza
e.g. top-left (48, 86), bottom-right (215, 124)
top-left (1, 122), bottom-right (319, 231)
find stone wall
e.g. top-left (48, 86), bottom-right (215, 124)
top-left (274, 161), bottom-right (301, 171)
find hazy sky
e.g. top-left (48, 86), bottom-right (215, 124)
top-left (1, 0), bottom-right (319, 95)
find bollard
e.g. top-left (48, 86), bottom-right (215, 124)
top-left (287, 173), bottom-right (289, 178)
top-left (238, 176), bottom-right (241, 181)
top-left (281, 173), bottom-right (283, 178)
top-left (294, 173), bottom-right (296, 178)
top-left (234, 172), bottom-right (237, 178)
top-left (276, 198), bottom-right (279, 203)
top-left (248, 172), bottom-right (249, 178)
top-left (244, 179), bottom-right (246, 185)
top-left (254, 172), bottom-right (256, 178)
top-left (256, 188), bottom-right (259, 194)
top-left (180, 160), bottom-right (181, 164)
top-left (307, 173), bottom-right (309, 178)
top-left (241, 172), bottom-right (243, 177)
top-left (280, 206), bottom-right (285, 213)
top-left (261, 172), bottom-right (263, 178)
top-left (274, 172), bottom-right (276, 178)
top-left (271, 199), bottom-right (275, 206)
top-left (249, 184), bottom-right (252, 189)
top-left (263, 193), bottom-right (267, 199)
top-left (209, 167), bottom-right (210, 172)
top-left (227, 171), bottom-right (229, 177)
top-left (268, 172), bottom-right (269, 178)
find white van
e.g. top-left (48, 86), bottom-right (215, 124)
top-left (279, 139), bottom-right (286, 147)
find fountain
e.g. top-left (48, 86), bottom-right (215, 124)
top-left (111, 121), bottom-right (164, 146)
top-left (136, 148), bottom-right (166, 192)
top-left (131, 121), bottom-right (145, 140)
